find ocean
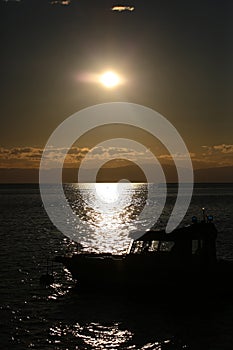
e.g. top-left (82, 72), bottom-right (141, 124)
top-left (0, 183), bottom-right (233, 349)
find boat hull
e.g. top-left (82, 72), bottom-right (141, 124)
top-left (55, 253), bottom-right (233, 296)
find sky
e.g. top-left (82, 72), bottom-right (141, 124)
top-left (0, 0), bottom-right (233, 181)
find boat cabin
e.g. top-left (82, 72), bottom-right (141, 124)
top-left (129, 220), bottom-right (218, 267)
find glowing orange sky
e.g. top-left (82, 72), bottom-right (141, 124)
top-left (0, 0), bottom-right (232, 182)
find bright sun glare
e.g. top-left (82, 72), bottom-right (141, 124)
top-left (99, 71), bottom-right (120, 88)
top-left (95, 183), bottom-right (119, 203)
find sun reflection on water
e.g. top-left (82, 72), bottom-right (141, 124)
top-left (49, 322), bottom-right (133, 349)
top-left (49, 322), bottom-right (187, 349)
top-left (74, 322), bottom-right (133, 349)
top-left (65, 183), bottom-right (149, 254)
top-left (95, 183), bottom-right (120, 203)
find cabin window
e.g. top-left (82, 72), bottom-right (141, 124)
top-left (146, 241), bottom-right (175, 252)
top-left (148, 241), bottom-right (159, 251)
top-left (130, 240), bottom-right (175, 253)
top-left (192, 240), bottom-right (203, 254)
top-left (130, 241), bottom-right (144, 254)
top-left (158, 241), bottom-right (175, 252)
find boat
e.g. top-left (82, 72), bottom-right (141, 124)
top-left (55, 213), bottom-right (233, 295)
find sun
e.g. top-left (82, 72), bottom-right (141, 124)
top-left (99, 71), bottom-right (120, 88)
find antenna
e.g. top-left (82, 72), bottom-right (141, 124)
top-left (202, 207), bottom-right (206, 222)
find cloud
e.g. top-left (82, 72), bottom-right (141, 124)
top-left (0, 145), bottom-right (159, 169)
top-left (50, 0), bottom-right (71, 5)
top-left (0, 147), bottom-right (42, 159)
top-left (202, 144), bottom-right (233, 155)
top-left (0, 146), bottom-right (89, 168)
top-left (1, 144), bottom-right (232, 170)
top-left (81, 146), bottom-right (152, 168)
top-left (156, 144), bottom-right (233, 168)
top-left (112, 6), bottom-right (135, 12)
top-left (158, 153), bottom-right (196, 161)
top-left (193, 144), bottom-right (233, 167)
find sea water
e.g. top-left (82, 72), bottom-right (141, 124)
top-left (0, 183), bottom-right (233, 349)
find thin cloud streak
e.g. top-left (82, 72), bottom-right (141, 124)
top-left (0, 144), bottom-right (233, 169)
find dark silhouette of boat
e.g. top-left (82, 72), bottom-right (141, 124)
top-left (55, 212), bottom-right (233, 295)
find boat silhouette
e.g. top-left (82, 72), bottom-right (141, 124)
top-left (54, 213), bottom-right (233, 295)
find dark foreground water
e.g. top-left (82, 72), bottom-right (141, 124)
top-left (0, 183), bottom-right (233, 349)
